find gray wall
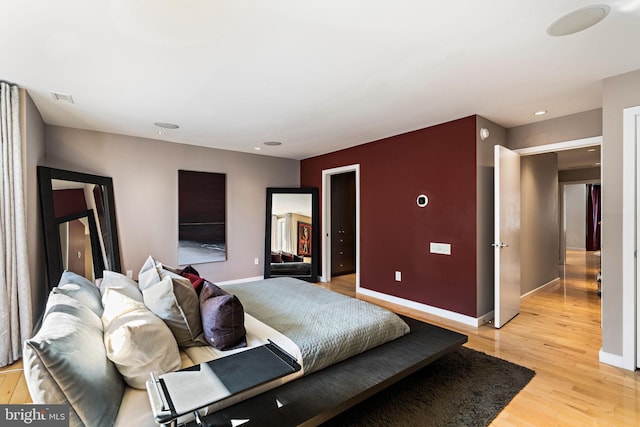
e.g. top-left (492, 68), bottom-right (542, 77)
top-left (507, 109), bottom-right (602, 150)
top-left (601, 69), bottom-right (640, 357)
top-left (520, 153), bottom-right (559, 295)
top-left (21, 89), bottom-right (46, 331)
top-left (475, 116), bottom-right (505, 317)
top-left (564, 184), bottom-right (586, 250)
top-left (44, 126), bottom-right (299, 287)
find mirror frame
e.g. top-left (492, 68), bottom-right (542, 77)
top-left (264, 187), bottom-right (319, 282)
top-left (38, 166), bottom-right (121, 289)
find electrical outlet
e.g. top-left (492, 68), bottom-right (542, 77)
top-left (126, 270), bottom-right (133, 278)
top-left (254, 258), bottom-right (259, 265)
top-left (395, 271), bottom-right (401, 281)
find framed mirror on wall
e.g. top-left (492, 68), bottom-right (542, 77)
top-left (38, 166), bottom-right (121, 289)
top-left (265, 187), bottom-right (319, 282)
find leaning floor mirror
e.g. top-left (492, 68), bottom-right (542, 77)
top-left (38, 166), bottom-right (121, 289)
top-left (264, 187), bottom-right (319, 282)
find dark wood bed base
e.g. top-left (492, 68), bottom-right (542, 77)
top-left (186, 316), bottom-right (467, 426)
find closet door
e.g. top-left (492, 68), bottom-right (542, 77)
top-left (331, 172), bottom-right (356, 275)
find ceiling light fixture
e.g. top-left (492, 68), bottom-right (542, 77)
top-left (480, 128), bottom-right (490, 140)
top-left (254, 146), bottom-right (262, 151)
top-left (547, 5), bottom-right (610, 37)
top-left (534, 110), bottom-right (547, 116)
top-left (263, 141), bottom-right (282, 146)
top-left (154, 122), bottom-right (179, 129)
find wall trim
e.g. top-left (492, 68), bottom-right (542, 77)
top-left (514, 136), bottom-right (602, 156)
top-left (357, 287), bottom-right (483, 327)
top-left (622, 105), bottom-right (640, 370)
top-left (522, 277), bottom-right (560, 298)
top-left (321, 164), bottom-right (361, 287)
top-left (218, 276), bottom-right (263, 286)
top-left (599, 349), bottom-right (626, 369)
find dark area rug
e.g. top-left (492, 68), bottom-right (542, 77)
top-left (321, 346), bottom-right (535, 427)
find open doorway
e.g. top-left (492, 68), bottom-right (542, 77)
top-left (321, 164), bottom-right (360, 294)
top-left (515, 137), bottom-right (601, 294)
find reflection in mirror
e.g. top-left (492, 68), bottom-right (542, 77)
top-left (38, 166), bottom-right (121, 289)
top-left (264, 188), bottom-right (318, 282)
top-left (57, 210), bottom-right (104, 282)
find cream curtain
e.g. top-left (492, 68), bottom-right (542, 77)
top-left (0, 82), bottom-right (33, 367)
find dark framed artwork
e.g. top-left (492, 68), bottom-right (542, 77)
top-left (178, 170), bottom-right (226, 265)
top-left (298, 222), bottom-right (312, 256)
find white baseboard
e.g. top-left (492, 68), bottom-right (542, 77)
top-left (357, 287), bottom-right (484, 327)
top-left (217, 276), bottom-right (263, 286)
top-left (522, 277), bottom-right (560, 298)
top-left (599, 349), bottom-right (627, 369)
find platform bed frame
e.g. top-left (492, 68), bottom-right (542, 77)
top-left (186, 316), bottom-right (467, 426)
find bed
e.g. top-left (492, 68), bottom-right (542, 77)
top-left (154, 276), bottom-right (468, 426)
top-left (24, 269), bottom-right (466, 427)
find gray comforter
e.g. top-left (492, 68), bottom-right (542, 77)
top-left (223, 277), bottom-right (410, 374)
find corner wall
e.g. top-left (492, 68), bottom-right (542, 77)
top-left (44, 126), bottom-right (299, 283)
top-left (601, 69), bottom-right (640, 358)
top-left (475, 116), bottom-right (505, 317)
top-left (21, 89), bottom-right (46, 330)
top-left (301, 116), bottom-right (479, 317)
top-left (520, 153), bottom-right (559, 294)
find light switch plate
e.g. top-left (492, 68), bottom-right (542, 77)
top-left (395, 271), bottom-right (401, 281)
top-left (430, 242), bottom-right (452, 255)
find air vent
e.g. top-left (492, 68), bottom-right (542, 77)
top-left (50, 91), bottom-right (74, 104)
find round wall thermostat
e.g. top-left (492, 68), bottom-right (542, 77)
top-left (416, 194), bottom-right (429, 208)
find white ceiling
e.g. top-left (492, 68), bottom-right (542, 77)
top-left (2, 1), bottom-right (639, 160)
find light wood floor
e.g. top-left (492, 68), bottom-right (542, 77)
top-left (4, 252), bottom-right (639, 425)
top-left (328, 251), bottom-right (640, 426)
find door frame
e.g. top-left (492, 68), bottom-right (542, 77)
top-left (514, 136), bottom-right (603, 265)
top-left (622, 105), bottom-right (640, 370)
top-left (321, 164), bottom-right (360, 288)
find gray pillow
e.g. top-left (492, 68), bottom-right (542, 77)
top-left (55, 270), bottom-right (103, 317)
top-left (138, 256), bottom-right (204, 347)
top-left (23, 291), bottom-right (124, 427)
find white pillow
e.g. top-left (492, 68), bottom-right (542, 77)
top-left (138, 255), bottom-right (204, 347)
top-left (102, 287), bottom-right (181, 389)
top-left (100, 270), bottom-right (143, 303)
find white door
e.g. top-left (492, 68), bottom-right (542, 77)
top-left (494, 145), bottom-right (521, 328)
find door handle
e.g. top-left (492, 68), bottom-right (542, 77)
top-left (491, 242), bottom-right (509, 248)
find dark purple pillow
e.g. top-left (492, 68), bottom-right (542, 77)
top-left (271, 252), bottom-right (283, 263)
top-left (200, 281), bottom-right (247, 350)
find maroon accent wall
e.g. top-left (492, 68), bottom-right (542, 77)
top-left (53, 189), bottom-right (87, 219)
top-left (301, 116), bottom-right (478, 317)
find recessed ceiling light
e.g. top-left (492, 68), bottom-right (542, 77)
top-left (263, 141), bottom-right (282, 146)
top-left (547, 5), bottom-right (610, 37)
top-left (534, 110), bottom-right (547, 116)
top-left (254, 146), bottom-right (262, 151)
top-left (154, 122), bottom-right (179, 129)
top-left (50, 91), bottom-right (74, 104)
